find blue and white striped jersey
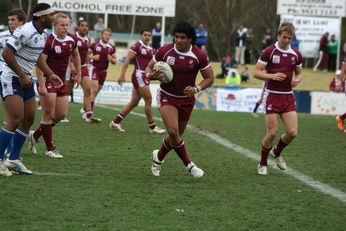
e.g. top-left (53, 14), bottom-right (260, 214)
top-left (3, 21), bottom-right (47, 77)
top-left (0, 30), bottom-right (12, 69)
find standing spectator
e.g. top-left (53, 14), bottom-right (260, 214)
top-left (145, 21), bottom-right (214, 178)
top-left (261, 27), bottom-right (274, 50)
top-left (93, 17), bottom-right (105, 43)
top-left (254, 22), bottom-right (303, 175)
top-left (291, 35), bottom-right (300, 50)
top-left (151, 22), bottom-right (162, 53)
top-left (195, 22), bottom-right (208, 48)
top-left (328, 34), bottom-right (338, 72)
top-left (109, 29), bottom-right (165, 134)
top-left (67, 14), bottom-right (77, 34)
top-left (0, 3), bottom-right (62, 176)
top-left (313, 32), bottom-right (329, 72)
top-left (234, 25), bottom-right (247, 65)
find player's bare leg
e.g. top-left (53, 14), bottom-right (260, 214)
top-left (110, 90), bottom-right (140, 132)
top-left (269, 111), bottom-right (297, 170)
top-left (89, 79), bottom-right (102, 122)
top-left (258, 114), bottom-right (278, 175)
top-left (139, 86), bottom-right (165, 134)
top-left (81, 76), bottom-right (94, 121)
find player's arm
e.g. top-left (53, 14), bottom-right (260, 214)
top-left (254, 62), bottom-right (286, 81)
top-left (34, 66), bottom-right (46, 95)
top-left (2, 46), bottom-right (32, 88)
top-left (291, 67), bottom-right (302, 88)
top-left (118, 51), bottom-right (135, 86)
top-left (108, 53), bottom-right (116, 64)
top-left (184, 65), bottom-right (214, 97)
top-left (71, 47), bottom-right (81, 86)
top-left (36, 53), bottom-right (63, 87)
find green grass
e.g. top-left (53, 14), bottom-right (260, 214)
top-left (1, 104), bottom-right (346, 230)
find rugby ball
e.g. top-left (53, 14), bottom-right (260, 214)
top-left (154, 61), bottom-right (173, 83)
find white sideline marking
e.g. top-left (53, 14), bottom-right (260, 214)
top-left (99, 105), bottom-right (346, 203)
top-left (32, 172), bottom-right (81, 176)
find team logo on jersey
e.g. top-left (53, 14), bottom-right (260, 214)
top-left (166, 56), bottom-right (175, 65)
top-left (141, 48), bottom-right (147, 55)
top-left (34, 37), bottom-right (38, 44)
top-left (96, 46), bottom-right (101, 52)
top-left (55, 46), bottom-right (62, 53)
top-left (77, 41), bottom-right (82, 46)
top-left (291, 57), bottom-right (296, 64)
top-left (272, 55), bottom-right (280, 64)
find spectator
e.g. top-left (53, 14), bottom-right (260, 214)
top-left (328, 34), bottom-right (338, 72)
top-left (195, 22), bottom-right (208, 48)
top-left (234, 25), bottom-right (247, 65)
top-left (329, 70), bottom-right (345, 92)
top-left (93, 17), bottom-right (105, 43)
top-left (291, 35), bottom-right (300, 50)
top-left (151, 22), bottom-right (162, 53)
top-left (245, 27), bottom-right (253, 64)
top-left (220, 55), bottom-right (237, 78)
top-left (261, 27), bottom-right (274, 50)
top-left (313, 32), bottom-right (329, 72)
top-left (225, 68), bottom-right (241, 87)
top-left (67, 14), bottom-right (77, 34)
top-left (240, 66), bottom-right (250, 83)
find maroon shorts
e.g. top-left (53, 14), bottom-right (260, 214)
top-left (132, 70), bottom-right (150, 89)
top-left (91, 68), bottom-right (107, 85)
top-left (264, 92), bottom-right (296, 114)
top-left (38, 80), bottom-right (68, 97)
top-left (157, 90), bottom-right (195, 122)
top-left (81, 66), bottom-right (89, 78)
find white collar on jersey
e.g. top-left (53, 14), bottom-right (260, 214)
top-left (139, 39), bottom-right (151, 49)
top-left (274, 41), bottom-right (292, 53)
top-left (52, 31), bottom-right (72, 43)
top-left (173, 44), bottom-right (192, 55)
top-left (99, 40), bottom-right (111, 47)
top-left (76, 32), bottom-right (88, 41)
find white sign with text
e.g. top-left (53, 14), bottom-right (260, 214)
top-left (281, 14), bottom-right (340, 58)
top-left (39, 0), bottom-right (176, 17)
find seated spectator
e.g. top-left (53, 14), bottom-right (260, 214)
top-left (225, 68), bottom-right (241, 88)
top-left (241, 66), bottom-right (250, 83)
top-left (329, 70), bottom-right (345, 92)
top-left (220, 55), bottom-right (238, 78)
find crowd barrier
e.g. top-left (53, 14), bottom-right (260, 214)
top-left (33, 80), bottom-right (346, 116)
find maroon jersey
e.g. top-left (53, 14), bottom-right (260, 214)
top-left (42, 32), bottom-right (77, 81)
top-left (75, 32), bottom-right (90, 65)
top-left (154, 43), bottom-right (210, 97)
top-left (90, 41), bottom-right (116, 71)
top-left (130, 40), bottom-right (153, 71)
top-left (258, 42), bottom-right (302, 93)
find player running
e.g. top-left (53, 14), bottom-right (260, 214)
top-left (109, 29), bottom-right (165, 134)
top-left (88, 28), bottom-right (116, 121)
top-left (145, 21), bottom-right (214, 178)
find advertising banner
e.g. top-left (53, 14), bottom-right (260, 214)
top-left (311, 91), bottom-right (346, 115)
top-left (216, 88), bottom-right (264, 113)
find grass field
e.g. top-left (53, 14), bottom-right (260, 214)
top-left (101, 62), bottom-right (336, 92)
top-left (1, 104), bottom-right (346, 230)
